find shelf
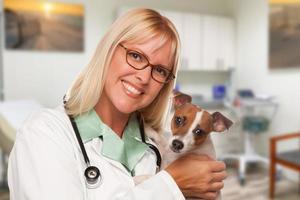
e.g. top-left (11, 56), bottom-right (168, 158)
top-left (191, 94), bottom-right (228, 110)
top-left (178, 68), bottom-right (234, 73)
top-left (176, 68), bottom-right (233, 85)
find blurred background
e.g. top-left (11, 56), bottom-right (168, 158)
top-left (0, 0), bottom-right (299, 199)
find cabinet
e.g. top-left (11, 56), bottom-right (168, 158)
top-left (182, 13), bottom-right (203, 70)
top-left (161, 11), bottom-right (236, 71)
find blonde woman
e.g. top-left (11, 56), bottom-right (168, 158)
top-left (8, 8), bottom-right (226, 200)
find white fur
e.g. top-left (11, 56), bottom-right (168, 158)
top-left (134, 110), bottom-right (221, 200)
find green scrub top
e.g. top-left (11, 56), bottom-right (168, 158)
top-left (74, 109), bottom-right (148, 175)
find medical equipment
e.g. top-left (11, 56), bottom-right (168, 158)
top-left (220, 96), bottom-right (278, 185)
top-left (67, 108), bottom-right (162, 189)
top-left (68, 115), bottom-right (102, 188)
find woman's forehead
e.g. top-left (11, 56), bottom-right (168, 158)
top-left (125, 36), bottom-right (174, 63)
top-left (125, 31), bottom-right (174, 50)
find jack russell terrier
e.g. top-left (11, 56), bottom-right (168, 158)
top-left (162, 91), bottom-right (233, 167)
top-left (134, 91), bottom-right (233, 199)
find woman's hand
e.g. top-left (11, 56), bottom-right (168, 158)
top-left (165, 154), bottom-right (227, 200)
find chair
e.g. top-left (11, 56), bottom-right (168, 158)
top-left (269, 132), bottom-right (300, 198)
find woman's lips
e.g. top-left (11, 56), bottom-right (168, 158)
top-left (121, 81), bottom-right (144, 97)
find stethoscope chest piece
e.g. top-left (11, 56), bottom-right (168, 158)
top-left (67, 110), bottom-right (161, 190)
top-left (85, 166), bottom-right (102, 189)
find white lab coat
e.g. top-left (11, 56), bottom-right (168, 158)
top-left (8, 106), bottom-right (185, 200)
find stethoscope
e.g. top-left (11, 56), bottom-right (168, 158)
top-left (65, 103), bottom-right (161, 188)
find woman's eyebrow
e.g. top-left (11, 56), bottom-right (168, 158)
top-left (129, 46), bottom-right (149, 58)
top-left (128, 45), bottom-right (171, 68)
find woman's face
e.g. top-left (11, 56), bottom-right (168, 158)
top-left (100, 37), bottom-right (173, 115)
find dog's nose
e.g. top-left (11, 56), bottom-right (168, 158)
top-left (172, 139), bottom-right (184, 151)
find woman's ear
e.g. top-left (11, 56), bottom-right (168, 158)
top-left (211, 112), bottom-right (233, 132)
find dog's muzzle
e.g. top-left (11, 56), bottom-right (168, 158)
top-left (171, 139), bottom-right (184, 152)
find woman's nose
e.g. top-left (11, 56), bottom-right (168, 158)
top-left (135, 66), bottom-right (152, 84)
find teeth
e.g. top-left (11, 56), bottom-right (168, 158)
top-left (122, 82), bottom-right (142, 95)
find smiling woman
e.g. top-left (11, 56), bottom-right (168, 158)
top-left (8, 8), bottom-right (227, 200)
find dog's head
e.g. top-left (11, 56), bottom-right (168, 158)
top-left (169, 91), bottom-right (233, 153)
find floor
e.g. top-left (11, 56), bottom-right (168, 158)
top-left (222, 165), bottom-right (300, 200)
top-left (0, 190), bottom-right (8, 200)
top-left (0, 167), bottom-right (299, 200)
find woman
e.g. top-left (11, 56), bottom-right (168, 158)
top-left (8, 8), bottom-right (226, 200)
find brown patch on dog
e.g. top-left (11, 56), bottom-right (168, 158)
top-left (193, 111), bottom-right (213, 145)
top-left (171, 103), bottom-right (201, 136)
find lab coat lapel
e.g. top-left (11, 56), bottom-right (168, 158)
top-left (90, 138), bottom-right (131, 176)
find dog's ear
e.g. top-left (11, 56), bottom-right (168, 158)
top-left (211, 112), bottom-right (233, 132)
top-left (173, 90), bottom-right (192, 109)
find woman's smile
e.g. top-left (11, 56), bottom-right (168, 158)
top-left (121, 80), bottom-right (144, 98)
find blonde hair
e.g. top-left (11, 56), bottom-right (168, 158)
top-left (65, 8), bottom-right (181, 132)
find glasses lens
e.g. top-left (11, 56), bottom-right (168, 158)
top-left (125, 47), bottom-right (174, 84)
top-left (152, 66), bottom-right (171, 83)
top-left (127, 50), bottom-right (148, 69)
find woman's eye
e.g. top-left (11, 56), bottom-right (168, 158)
top-left (193, 128), bottom-right (205, 136)
top-left (154, 66), bottom-right (168, 77)
top-left (128, 51), bottom-right (143, 62)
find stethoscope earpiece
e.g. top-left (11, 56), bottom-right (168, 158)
top-left (85, 166), bottom-right (102, 189)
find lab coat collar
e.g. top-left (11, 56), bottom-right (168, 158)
top-left (74, 110), bottom-right (148, 174)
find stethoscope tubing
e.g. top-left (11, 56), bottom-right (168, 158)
top-left (68, 110), bottom-right (161, 188)
top-left (68, 115), bottom-right (91, 165)
top-left (137, 112), bottom-right (162, 168)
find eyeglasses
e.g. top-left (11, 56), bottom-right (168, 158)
top-left (119, 44), bottom-right (175, 84)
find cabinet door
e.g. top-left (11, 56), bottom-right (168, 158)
top-left (158, 10), bottom-right (235, 71)
top-left (203, 16), bottom-right (220, 70)
top-left (203, 16), bottom-right (235, 70)
top-left (219, 17), bottom-right (235, 70)
top-left (182, 13), bottom-right (203, 70)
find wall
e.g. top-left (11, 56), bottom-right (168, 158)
top-left (227, 0), bottom-right (300, 181)
top-left (0, 1), bottom-right (3, 100)
top-left (2, 0), bottom-right (88, 107)
top-left (1, 0), bottom-right (230, 108)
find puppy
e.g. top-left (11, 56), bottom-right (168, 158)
top-left (162, 93), bottom-right (233, 167)
top-left (134, 91), bottom-right (233, 200)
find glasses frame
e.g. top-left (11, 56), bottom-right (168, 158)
top-left (119, 44), bottom-right (175, 84)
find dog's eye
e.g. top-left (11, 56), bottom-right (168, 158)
top-left (193, 128), bottom-right (205, 136)
top-left (175, 116), bottom-right (185, 126)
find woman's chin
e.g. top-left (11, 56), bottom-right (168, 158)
top-left (114, 103), bottom-right (139, 115)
